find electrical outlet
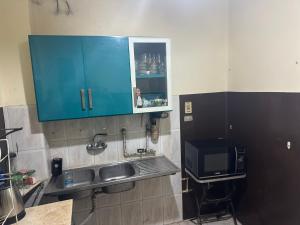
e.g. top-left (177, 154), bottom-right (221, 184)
top-left (184, 115), bottom-right (193, 122)
top-left (185, 101), bottom-right (192, 114)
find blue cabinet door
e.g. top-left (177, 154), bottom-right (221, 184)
top-left (29, 36), bottom-right (88, 121)
top-left (82, 37), bottom-right (133, 116)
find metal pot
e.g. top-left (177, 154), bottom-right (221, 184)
top-left (0, 185), bottom-right (26, 224)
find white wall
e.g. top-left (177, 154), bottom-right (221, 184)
top-left (0, 0), bottom-right (33, 107)
top-left (4, 0), bottom-right (300, 105)
top-left (229, 0), bottom-right (300, 92)
top-left (0, 0), bottom-right (229, 106)
top-left (28, 0), bottom-right (229, 96)
top-left (0, 82), bottom-right (3, 106)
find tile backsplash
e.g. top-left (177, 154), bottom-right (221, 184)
top-left (3, 95), bottom-right (182, 225)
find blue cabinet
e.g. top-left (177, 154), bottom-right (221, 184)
top-left (29, 35), bottom-right (133, 121)
top-left (29, 36), bottom-right (87, 121)
top-left (82, 37), bottom-right (132, 117)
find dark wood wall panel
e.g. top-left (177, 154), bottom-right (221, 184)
top-left (180, 92), bottom-right (300, 225)
top-left (228, 92), bottom-right (300, 225)
top-left (0, 107), bottom-right (5, 135)
top-left (180, 92), bottom-right (228, 219)
top-left (180, 92), bottom-right (228, 141)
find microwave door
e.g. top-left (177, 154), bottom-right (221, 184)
top-left (204, 153), bottom-right (229, 176)
top-left (201, 147), bottom-right (236, 178)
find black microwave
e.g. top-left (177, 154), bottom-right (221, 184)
top-left (185, 139), bottom-right (246, 180)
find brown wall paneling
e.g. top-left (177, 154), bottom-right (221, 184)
top-left (180, 92), bottom-right (300, 225)
top-left (0, 107), bottom-right (5, 135)
top-left (228, 92), bottom-right (300, 225)
top-left (180, 92), bottom-right (229, 219)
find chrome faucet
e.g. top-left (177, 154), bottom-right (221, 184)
top-left (86, 133), bottom-right (107, 153)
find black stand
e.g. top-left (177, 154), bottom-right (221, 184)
top-left (185, 169), bottom-right (246, 225)
top-left (192, 181), bottom-right (238, 225)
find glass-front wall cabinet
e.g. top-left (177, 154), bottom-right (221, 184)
top-left (129, 38), bottom-right (172, 113)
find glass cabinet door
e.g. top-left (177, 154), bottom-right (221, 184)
top-left (129, 38), bottom-right (172, 113)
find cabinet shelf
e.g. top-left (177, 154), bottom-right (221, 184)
top-left (136, 73), bottom-right (166, 79)
top-left (141, 92), bottom-right (165, 95)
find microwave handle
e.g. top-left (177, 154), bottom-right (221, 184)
top-left (235, 147), bottom-right (238, 173)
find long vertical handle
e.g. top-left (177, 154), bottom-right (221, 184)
top-left (133, 87), bottom-right (137, 107)
top-left (80, 89), bottom-right (86, 111)
top-left (234, 147), bottom-right (238, 173)
top-left (88, 88), bottom-right (93, 110)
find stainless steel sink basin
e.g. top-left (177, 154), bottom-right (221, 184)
top-left (56, 169), bottom-right (95, 188)
top-left (99, 162), bottom-right (135, 182)
top-left (45, 156), bottom-right (180, 196)
top-left (99, 162), bottom-right (136, 193)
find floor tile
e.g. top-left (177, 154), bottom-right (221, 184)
top-left (169, 218), bottom-right (241, 225)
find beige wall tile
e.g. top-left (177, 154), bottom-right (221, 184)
top-left (142, 177), bottom-right (163, 199)
top-left (14, 149), bottom-right (49, 180)
top-left (163, 194), bottom-right (183, 224)
top-left (96, 193), bottom-right (121, 208)
top-left (162, 173), bottom-right (182, 196)
top-left (161, 130), bottom-right (181, 163)
top-left (65, 118), bottom-right (94, 140)
top-left (121, 181), bottom-right (142, 203)
top-left (121, 201), bottom-right (143, 225)
top-left (67, 139), bottom-right (94, 169)
top-left (43, 120), bottom-right (66, 141)
top-left (98, 206), bottom-right (122, 225)
top-left (5, 105), bottom-right (46, 152)
top-left (94, 116), bottom-right (117, 136)
top-left (118, 114), bottom-right (149, 133)
top-left (48, 140), bottom-right (69, 169)
top-left (94, 135), bottom-right (119, 165)
top-left (142, 197), bottom-right (164, 225)
top-left (72, 209), bottom-right (97, 225)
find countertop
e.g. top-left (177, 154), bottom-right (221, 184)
top-left (13, 200), bottom-right (73, 225)
top-left (45, 155), bottom-right (180, 196)
top-left (20, 181), bottom-right (42, 196)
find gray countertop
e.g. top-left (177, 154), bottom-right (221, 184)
top-left (44, 155), bottom-right (180, 196)
top-left (15, 200), bottom-right (73, 225)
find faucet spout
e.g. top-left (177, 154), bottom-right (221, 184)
top-left (86, 133), bottom-right (108, 153)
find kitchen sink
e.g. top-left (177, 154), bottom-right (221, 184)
top-left (99, 162), bottom-right (135, 181)
top-left (99, 162), bottom-right (136, 193)
top-left (56, 168), bottom-right (95, 188)
top-left (45, 156), bottom-right (180, 196)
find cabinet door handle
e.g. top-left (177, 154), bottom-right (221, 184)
top-left (88, 88), bottom-right (93, 110)
top-left (80, 89), bottom-right (86, 111)
top-left (133, 87), bottom-right (137, 107)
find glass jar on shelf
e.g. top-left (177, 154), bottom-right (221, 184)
top-left (129, 37), bottom-right (172, 113)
